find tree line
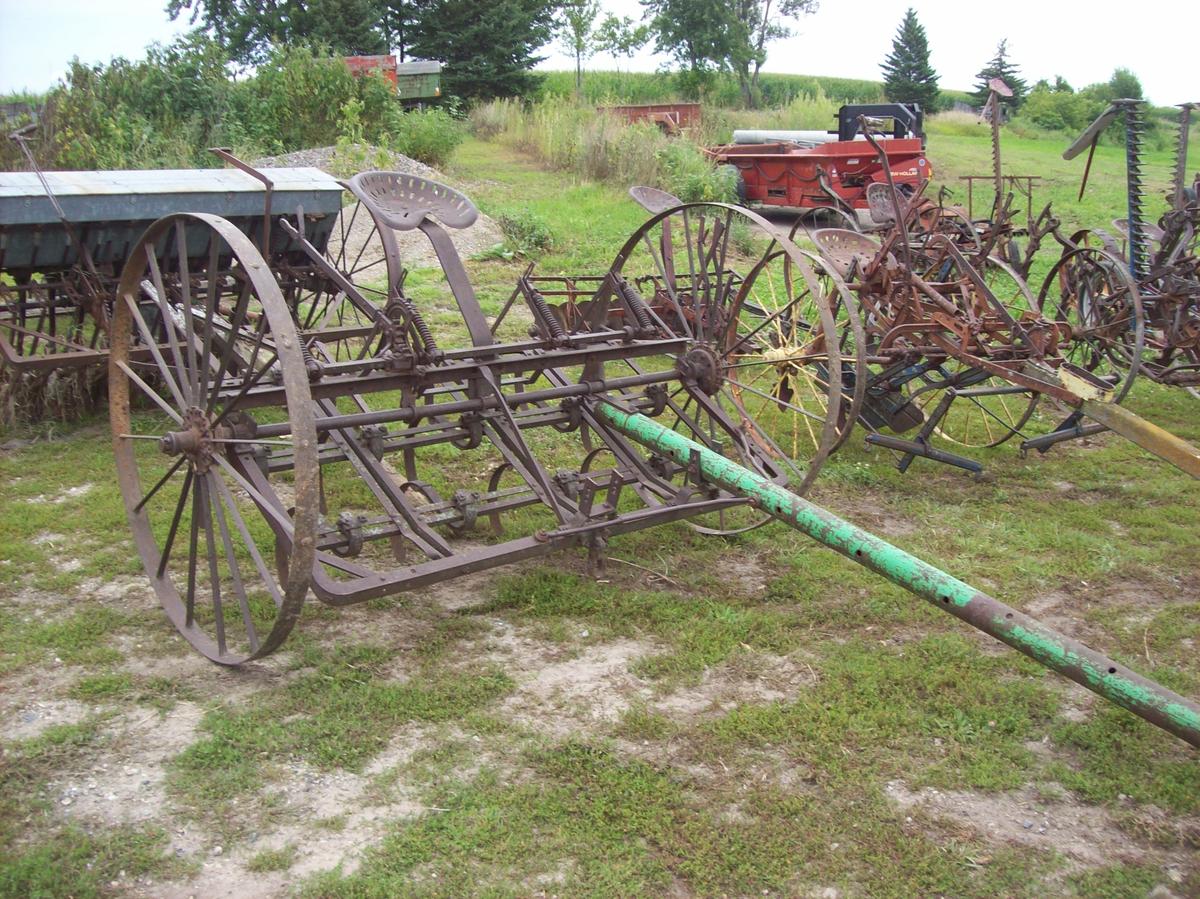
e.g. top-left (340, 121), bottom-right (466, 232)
top-left (165, 0), bottom-right (828, 107)
top-left (880, 6), bottom-right (1148, 129)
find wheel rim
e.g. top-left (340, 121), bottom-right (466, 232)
top-left (726, 247), bottom-right (866, 464)
top-left (914, 256), bottom-right (1040, 447)
top-left (601, 202), bottom-right (854, 532)
top-left (290, 198), bottom-right (398, 364)
top-left (110, 213), bottom-right (318, 665)
top-left (1038, 247), bottom-right (1144, 403)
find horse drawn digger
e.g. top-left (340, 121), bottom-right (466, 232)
top-left (2, 138), bottom-right (1198, 746)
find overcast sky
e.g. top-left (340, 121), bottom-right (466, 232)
top-left (1, 0), bottom-right (1194, 105)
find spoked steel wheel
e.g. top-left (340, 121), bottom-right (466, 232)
top-left (1038, 246), bottom-right (1145, 403)
top-left (912, 358), bottom-right (1039, 448)
top-left (289, 198), bottom-right (398, 364)
top-left (915, 204), bottom-right (981, 254)
top-left (914, 257), bottom-right (1040, 448)
top-left (726, 246), bottom-right (866, 470)
top-left (110, 213), bottom-right (318, 664)
top-left (602, 202), bottom-right (855, 532)
top-left (788, 207), bottom-right (861, 241)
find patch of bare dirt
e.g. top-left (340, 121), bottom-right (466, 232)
top-left (52, 702), bottom-right (205, 825)
top-left (817, 493), bottom-right (919, 540)
top-left (1022, 578), bottom-right (1181, 645)
top-left (653, 652), bottom-right (819, 722)
top-left (483, 620), bottom-right (658, 738)
top-left (885, 780), bottom-right (1194, 883)
top-left (77, 574), bottom-right (157, 608)
top-left (4, 697), bottom-right (91, 739)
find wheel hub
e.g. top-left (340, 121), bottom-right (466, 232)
top-left (160, 407), bottom-right (216, 473)
top-left (676, 344), bottom-right (724, 396)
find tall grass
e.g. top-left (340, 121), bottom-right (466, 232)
top-left (470, 97), bottom-right (734, 201)
top-left (469, 87), bottom-right (859, 202)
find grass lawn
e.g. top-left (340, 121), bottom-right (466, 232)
top-left (0, 124), bottom-right (1197, 898)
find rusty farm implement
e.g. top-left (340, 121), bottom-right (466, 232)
top-left (1041, 99), bottom-right (1200, 405)
top-left (705, 121), bottom-right (1200, 479)
top-left (0, 139), bottom-right (401, 420)
top-left (88, 161), bottom-right (1200, 749)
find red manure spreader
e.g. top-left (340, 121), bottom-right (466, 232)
top-left (707, 103), bottom-right (929, 223)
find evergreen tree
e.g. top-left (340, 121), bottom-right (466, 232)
top-left (971, 39), bottom-right (1027, 109)
top-left (879, 8), bottom-right (938, 112)
top-left (409, 0), bottom-right (555, 101)
top-left (305, 0), bottom-right (388, 56)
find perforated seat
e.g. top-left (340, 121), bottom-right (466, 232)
top-left (812, 228), bottom-right (884, 276)
top-left (866, 182), bottom-right (906, 224)
top-left (629, 185), bottom-right (684, 215)
top-left (347, 171), bottom-right (479, 231)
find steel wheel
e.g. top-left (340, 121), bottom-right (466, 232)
top-left (110, 213), bottom-right (318, 664)
top-left (726, 247), bottom-right (866, 468)
top-left (602, 202), bottom-right (849, 532)
top-left (912, 359), bottom-right (1039, 448)
top-left (788, 207), bottom-right (861, 240)
top-left (1038, 246), bottom-right (1144, 403)
top-left (287, 197), bottom-right (400, 364)
top-left (913, 256), bottom-right (1040, 447)
top-left (915, 205), bottom-right (980, 254)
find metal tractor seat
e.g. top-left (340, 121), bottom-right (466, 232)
top-left (866, 181), bottom-right (907, 225)
top-left (347, 171), bottom-right (479, 231)
top-left (629, 185), bottom-right (684, 215)
top-left (812, 228), bottom-right (886, 277)
top-left (1112, 218), bottom-right (1165, 248)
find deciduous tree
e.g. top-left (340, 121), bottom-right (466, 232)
top-left (641, 0), bottom-right (817, 107)
top-left (167, 0), bottom-right (387, 64)
top-left (556, 0), bottom-right (602, 98)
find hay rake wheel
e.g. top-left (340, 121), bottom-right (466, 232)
top-left (1037, 245), bottom-right (1144, 404)
top-left (110, 214), bottom-right (319, 665)
top-left (599, 199), bottom-right (859, 531)
top-left (911, 256), bottom-right (1041, 449)
top-left (725, 245), bottom-right (866, 471)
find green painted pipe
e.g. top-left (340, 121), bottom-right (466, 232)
top-left (597, 401), bottom-right (1200, 748)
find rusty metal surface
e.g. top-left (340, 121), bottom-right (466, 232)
top-left (790, 119), bottom-right (1200, 478)
top-left (0, 152), bottom-right (346, 401)
top-left (107, 174), bottom-right (855, 660)
top-left (89, 165), bottom-right (1200, 752)
top-left (1057, 101), bottom-right (1200, 397)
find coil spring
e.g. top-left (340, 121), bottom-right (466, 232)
top-left (1122, 100), bottom-right (1150, 281)
top-left (523, 282), bottom-right (567, 343)
top-left (385, 294), bottom-right (440, 357)
top-left (299, 340), bottom-right (323, 381)
top-left (616, 276), bottom-right (656, 333)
